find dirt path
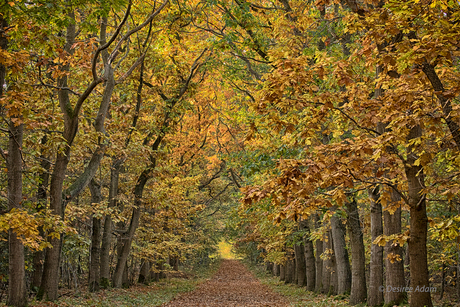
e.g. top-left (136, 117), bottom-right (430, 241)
top-left (161, 259), bottom-right (289, 307)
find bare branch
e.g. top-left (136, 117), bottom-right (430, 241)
top-left (92, 0), bottom-right (133, 79)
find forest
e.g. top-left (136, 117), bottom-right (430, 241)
top-left (0, 0), bottom-right (459, 306)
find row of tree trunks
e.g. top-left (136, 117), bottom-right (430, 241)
top-left (266, 204), bottom-right (406, 307)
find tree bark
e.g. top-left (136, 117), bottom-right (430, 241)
top-left (284, 251), bottom-right (295, 284)
top-left (7, 117), bottom-right (27, 307)
top-left (302, 220), bottom-right (316, 292)
top-left (368, 187), bottom-right (384, 306)
top-left (1, 14), bottom-right (27, 307)
top-left (295, 220), bottom-right (307, 287)
top-left (346, 199), bottom-right (367, 305)
top-left (100, 159), bottom-right (122, 288)
top-left (294, 242), bottom-right (306, 286)
top-left (314, 215), bottom-right (323, 293)
top-left (38, 152), bottom-right (69, 301)
top-left (112, 167), bottom-right (151, 288)
top-left (404, 125), bottom-right (432, 307)
top-left (112, 205), bottom-right (141, 288)
top-left (273, 263), bottom-right (280, 276)
top-left (280, 263), bottom-right (286, 281)
top-left (138, 259), bottom-right (150, 284)
top-left (457, 241), bottom-right (460, 305)
top-left (88, 179), bottom-right (102, 292)
top-left (31, 136), bottom-right (51, 291)
top-left (322, 231), bottom-right (332, 294)
top-left (384, 192), bottom-right (406, 305)
top-left (329, 230), bottom-right (338, 295)
top-left (330, 212), bottom-right (351, 294)
top-left (266, 262), bottom-right (274, 274)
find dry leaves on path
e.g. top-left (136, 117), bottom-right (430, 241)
top-left (161, 259), bottom-right (289, 307)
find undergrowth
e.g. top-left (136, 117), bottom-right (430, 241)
top-left (19, 259), bottom-right (222, 307)
top-left (246, 261), bottom-right (454, 307)
top-left (245, 261), bottom-right (350, 307)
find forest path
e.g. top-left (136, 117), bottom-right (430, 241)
top-left (161, 259), bottom-right (289, 307)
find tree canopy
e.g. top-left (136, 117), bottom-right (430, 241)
top-left (1, 0), bottom-right (460, 306)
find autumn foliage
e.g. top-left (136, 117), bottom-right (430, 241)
top-left (0, 0), bottom-right (460, 306)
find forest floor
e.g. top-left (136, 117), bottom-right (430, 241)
top-left (161, 259), bottom-right (289, 307)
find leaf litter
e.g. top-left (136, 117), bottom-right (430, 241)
top-left (161, 259), bottom-right (288, 306)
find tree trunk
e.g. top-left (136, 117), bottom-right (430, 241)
top-left (112, 168), bottom-right (152, 288)
top-left (280, 263), bottom-right (286, 281)
top-left (322, 231), bottom-right (331, 294)
top-left (7, 120), bottom-right (27, 307)
top-left (38, 151), bottom-right (69, 301)
top-left (457, 242), bottom-right (460, 305)
top-left (346, 199), bottom-right (367, 305)
top-left (405, 125), bottom-right (432, 307)
top-left (384, 192), bottom-right (406, 305)
top-left (440, 262), bottom-right (445, 300)
top-left (112, 206), bottom-right (141, 288)
top-left (2, 14), bottom-right (27, 307)
top-left (331, 212), bottom-right (351, 294)
top-left (294, 242), bottom-right (306, 286)
top-left (295, 221), bottom-right (307, 287)
top-left (303, 220), bottom-right (316, 292)
top-left (284, 251), bottom-right (295, 284)
top-left (31, 136), bottom-right (51, 291)
top-left (169, 256), bottom-right (179, 271)
top-left (368, 187), bottom-right (384, 306)
top-left (122, 261), bottom-right (129, 287)
top-left (100, 159), bottom-right (122, 288)
top-left (88, 179), bottom-right (102, 292)
top-left (138, 260), bottom-right (150, 284)
top-left (314, 215), bottom-right (323, 293)
top-left (273, 263), bottom-right (280, 276)
top-left (329, 230), bottom-right (338, 296)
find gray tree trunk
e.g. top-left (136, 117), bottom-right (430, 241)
top-left (31, 136), bottom-right (50, 291)
top-left (100, 159), bottom-right (122, 288)
top-left (138, 260), bottom-right (150, 284)
top-left (346, 199), bottom-right (367, 305)
top-left (368, 187), bottom-right (384, 306)
top-left (322, 231), bottom-right (332, 294)
top-left (284, 252), bottom-right (295, 284)
top-left (273, 263), bottom-right (280, 276)
top-left (7, 115), bottom-right (27, 307)
top-left (88, 179), bottom-right (102, 292)
top-left (280, 263), bottom-right (286, 281)
top-left (384, 192), bottom-right (406, 305)
top-left (314, 215), bottom-right (323, 293)
top-left (405, 126), bottom-right (432, 307)
top-left (2, 14), bottom-right (27, 307)
top-left (331, 212), bottom-right (351, 294)
top-left (295, 222), bottom-right (307, 287)
top-left (302, 220), bottom-right (316, 291)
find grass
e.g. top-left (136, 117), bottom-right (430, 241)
top-left (246, 261), bottom-right (350, 307)
top-left (18, 259), bottom-right (222, 307)
top-left (246, 262), bottom-right (454, 307)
